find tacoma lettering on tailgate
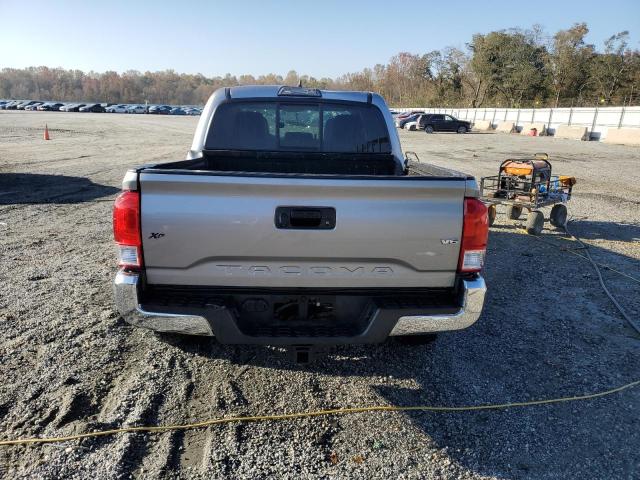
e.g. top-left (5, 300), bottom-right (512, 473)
top-left (214, 265), bottom-right (394, 277)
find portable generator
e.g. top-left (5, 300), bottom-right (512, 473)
top-left (480, 153), bottom-right (577, 235)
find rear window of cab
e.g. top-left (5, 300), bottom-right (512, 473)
top-left (206, 101), bottom-right (391, 153)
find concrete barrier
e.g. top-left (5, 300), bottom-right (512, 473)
top-left (394, 106), bottom-right (640, 142)
top-left (554, 125), bottom-right (588, 141)
top-left (495, 121), bottom-right (515, 133)
top-left (520, 123), bottom-right (547, 136)
top-left (603, 127), bottom-right (640, 146)
top-left (473, 120), bottom-right (493, 131)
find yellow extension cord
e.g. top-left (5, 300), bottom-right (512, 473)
top-left (1, 380), bottom-right (638, 446)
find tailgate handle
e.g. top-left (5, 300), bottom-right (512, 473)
top-left (275, 206), bottom-right (335, 229)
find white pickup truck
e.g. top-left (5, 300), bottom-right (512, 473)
top-left (113, 86), bottom-right (488, 350)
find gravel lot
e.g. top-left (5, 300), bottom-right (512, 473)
top-left (1, 111), bottom-right (639, 479)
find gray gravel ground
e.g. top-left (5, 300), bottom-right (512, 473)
top-left (0, 112), bottom-right (639, 479)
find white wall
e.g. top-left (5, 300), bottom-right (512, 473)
top-left (394, 106), bottom-right (640, 140)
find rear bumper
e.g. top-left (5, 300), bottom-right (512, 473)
top-left (114, 270), bottom-right (214, 336)
top-left (113, 270), bottom-right (486, 343)
top-left (389, 276), bottom-right (486, 335)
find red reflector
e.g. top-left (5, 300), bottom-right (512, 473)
top-left (113, 191), bottom-right (142, 268)
top-left (458, 197), bottom-right (489, 273)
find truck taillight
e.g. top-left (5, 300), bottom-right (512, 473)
top-left (458, 197), bottom-right (489, 273)
top-left (113, 191), bottom-right (142, 268)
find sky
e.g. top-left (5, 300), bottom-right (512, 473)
top-left (1, 0), bottom-right (639, 78)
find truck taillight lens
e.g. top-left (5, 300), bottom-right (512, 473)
top-left (458, 198), bottom-right (489, 273)
top-left (113, 191), bottom-right (142, 268)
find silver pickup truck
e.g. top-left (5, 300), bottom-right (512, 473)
top-left (113, 85), bottom-right (488, 347)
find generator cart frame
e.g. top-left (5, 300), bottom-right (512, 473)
top-left (480, 154), bottom-right (575, 235)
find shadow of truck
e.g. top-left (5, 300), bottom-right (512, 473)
top-left (0, 173), bottom-right (119, 205)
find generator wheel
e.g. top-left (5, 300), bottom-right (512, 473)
top-left (550, 204), bottom-right (568, 228)
top-left (506, 204), bottom-right (523, 220)
top-left (526, 210), bottom-right (544, 235)
top-left (488, 204), bottom-right (497, 226)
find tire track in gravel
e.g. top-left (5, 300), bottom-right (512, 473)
top-left (88, 336), bottom-right (233, 478)
top-left (142, 342), bottom-right (260, 476)
top-left (94, 339), bottom-right (176, 478)
top-left (172, 360), bottom-right (244, 474)
top-left (137, 356), bottom-right (198, 478)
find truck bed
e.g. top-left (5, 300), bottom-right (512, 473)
top-left (139, 155), bottom-right (467, 178)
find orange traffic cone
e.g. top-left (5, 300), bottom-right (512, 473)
top-left (44, 124), bottom-right (51, 140)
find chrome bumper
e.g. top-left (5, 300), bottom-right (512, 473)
top-left (114, 270), bottom-right (214, 336)
top-left (114, 270), bottom-right (486, 339)
top-left (388, 277), bottom-right (486, 335)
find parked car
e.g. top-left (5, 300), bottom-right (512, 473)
top-left (395, 110), bottom-right (424, 120)
top-left (17, 100), bottom-right (41, 110)
top-left (184, 108), bottom-right (202, 116)
top-left (126, 105), bottom-right (147, 114)
top-left (79, 103), bottom-right (106, 113)
top-left (24, 102), bottom-right (44, 111)
top-left (169, 107), bottom-right (186, 115)
top-left (148, 105), bottom-right (171, 114)
top-left (403, 119), bottom-right (420, 131)
top-left (419, 114), bottom-right (471, 134)
top-left (106, 104), bottom-right (129, 113)
top-left (60, 103), bottom-right (87, 112)
top-left (112, 85), bottom-right (488, 358)
top-left (5, 100), bottom-right (25, 110)
top-left (37, 102), bottom-right (64, 111)
top-left (395, 113), bottom-right (420, 129)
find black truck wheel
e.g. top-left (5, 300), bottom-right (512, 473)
top-left (425, 125), bottom-right (434, 133)
top-left (526, 210), bottom-right (544, 235)
top-left (457, 125), bottom-right (467, 134)
top-left (506, 205), bottom-right (523, 220)
top-left (550, 204), bottom-right (568, 228)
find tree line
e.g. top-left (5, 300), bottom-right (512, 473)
top-left (1, 24), bottom-right (638, 108)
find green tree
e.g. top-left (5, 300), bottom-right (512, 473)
top-left (590, 31), bottom-right (635, 104)
top-left (546, 23), bottom-right (594, 107)
top-left (471, 29), bottom-right (548, 107)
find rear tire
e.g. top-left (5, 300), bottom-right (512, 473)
top-left (506, 205), bottom-right (523, 220)
top-left (526, 210), bottom-right (544, 235)
top-left (457, 126), bottom-right (467, 134)
top-left (550, 204), bottom-right (568, 228)
top-left (425, 125), bottom-right (434, 134)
